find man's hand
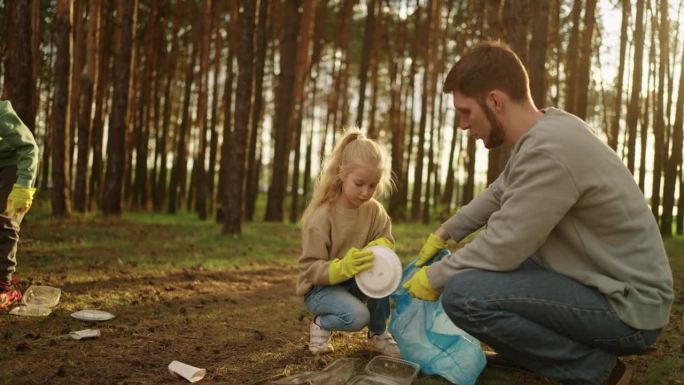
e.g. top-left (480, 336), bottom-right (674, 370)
top-left (403, 266), bottom-right (441, 301)
top-left (364, 237), bottom-right (395, 250)
top-left (7, 184), bottom-right (36, 215)
top-left (329, 247), bottom-right (375, 284)
top-left (416, 233), bottom-right (448, 266)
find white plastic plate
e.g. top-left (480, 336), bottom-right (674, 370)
top-left (70, 309), bottom-right (116, 321)
top-left (355, 246), bottom-right (403, 299)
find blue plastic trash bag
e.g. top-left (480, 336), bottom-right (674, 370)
top-left (389, 249), bottom-right (486, 385)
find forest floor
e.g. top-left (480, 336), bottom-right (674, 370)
top-left (1, 200), bottom-right (683, 385)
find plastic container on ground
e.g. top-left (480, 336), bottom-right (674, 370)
top-left (22, 285), bottom-right (61, 308)
top-left (364, 355), bottom-right (420, 385)
top-left (345, 374), bottom-right (396, 385)
top-left (271, 371), bottom-right (317, 385)
top-left (9, 305), bottom-right (52, 317)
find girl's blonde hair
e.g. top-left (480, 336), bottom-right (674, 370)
top-left (300, 127), bottom-right (393, 225)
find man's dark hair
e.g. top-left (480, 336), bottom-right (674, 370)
top-left (443, 41), bottom-right (530, 102)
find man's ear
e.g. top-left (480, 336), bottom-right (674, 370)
top-left (487, 90), bottom-right (506, 112)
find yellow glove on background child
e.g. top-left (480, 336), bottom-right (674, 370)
top-left (329, 247), bottom-right (375, 285)
top-left (7, 184), bottom-right (36, 214)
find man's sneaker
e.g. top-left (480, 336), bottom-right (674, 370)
top-left (309, 318), bottom-right (333, 354)
top-left (602, 359), bottom-right (633, 385)
top-left (368, 331), bottom-right (401, 357)
top-left (0, 279), bottom-right (22, 310)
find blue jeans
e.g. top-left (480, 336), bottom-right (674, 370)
top-left (304, 279), bottom-right (390, 335)
top-left (441, 259), bottom-right (660, 385)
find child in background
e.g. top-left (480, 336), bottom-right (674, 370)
top-left (0, 100), bottom-right (39, 310)
top-left (296, 128), bottom-right (400, 356)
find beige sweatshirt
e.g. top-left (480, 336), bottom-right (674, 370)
top-left (429, 108), bottom-right (673, 330)
top-left (296, 199), bottom-right (394, 296)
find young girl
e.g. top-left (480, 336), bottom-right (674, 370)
top-left (296, 128), bottom-right (400, 356)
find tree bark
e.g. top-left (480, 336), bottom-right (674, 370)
top-left (224, 0), bottom-right (256, 235)
top-left (51, 0), bottom-right (73, 217)
top-left (74, 0), bottom-right (100, 212)
top-left (4, 0), bottom-right (36, 131)
top-left (103, 0), bottom-right (137, 215)
top-left (264, 0), bottom-right (301, 222)
top-left (609, 0), bottom-right (630, 150)
top-left (626, 0), bottom-right (645, 174)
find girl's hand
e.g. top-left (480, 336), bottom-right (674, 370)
top-left (364, 237), bottom-right (395, 250)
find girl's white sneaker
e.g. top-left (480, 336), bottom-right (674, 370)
top-left (309, 320), bottom-right (333, 354)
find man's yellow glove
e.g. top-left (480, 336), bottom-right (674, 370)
top-left (329, 247), bottom-right (375, 285)
top-left (403, 266), bottom-right (441, 301)
top-left (7, 184), bottom-right (36, 214)
top-left (364, 237), bottom-right (395, 250)
top-left (416, 233), bottom-right (448, 266)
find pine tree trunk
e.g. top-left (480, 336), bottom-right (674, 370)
top-left (74, 0), bottom-right (100, 212)
top-left (4, 0), bottom-right (36, 131)
top-left (609, 0), bottom-right (630, 151)
top-left (289, 0), bottom-right (315, 223)
top-left (355, 0), bottom-right (377, 127)
top-left (102, 0), bottom-right (137, 215)
top-left (168, 22), bottom-right (197, 214)
top-left (528, 0), bottom-right (549, 108)
top-left (224, 0), bottom-right (256, 235)
top-left (264, 0), bottom-right (301, 222)
top-left (88, 0), bottom-right (113, 211)
top-left (626, 0), bottom-right (645, 174)
top-left (651, 0), bottom-right (669, 221)
top-left (245, 0), bottom-right (269, 221)
top-left (574, 0), bottom-right (597, 120)
top-left (51, 0), bottom-right (73, 217)
top-left (661, 35), bottom-right (684, 236)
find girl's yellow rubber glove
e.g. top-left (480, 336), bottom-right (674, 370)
top-left (329, 247), bottom-right (375, 285)
top-left (403, 266), bottom-right (441, 301)
top-left (7, 184), bottom-right (37, 214)
top-left (416, 233), bottom-right (448, 266)
top-left (364, 237), bottom-right (395, 250)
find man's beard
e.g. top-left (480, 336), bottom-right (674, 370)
top-left (478, 98), bottom-right (505, 149)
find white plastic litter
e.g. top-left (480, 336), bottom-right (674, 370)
top-left (355, 246), bottom-right (403, 298)
top-left (70, 309), bottom-right (116, 321)
top-left (168, 360), bottom-right (206, 383)
top-left (69, 329), bottom-right (101, 340)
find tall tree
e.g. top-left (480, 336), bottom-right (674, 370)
top-left (289, 0), bottom-right (315, 223)
top-left (102, 0), bottom-right (137, 215)
top-left (574, 0), bottom-right (597, 120)
top-left (245, 0), bottom-right (270, 221)
top-left (264, 0), bottom-right (301, 222)
top-left (51, 0), bottom-right (73, 217)
top-left (74, 0), bottom-right (100, 212)
top-left (661, 34), bottom-right (684, 236)
top-left (168, 15), bottom-right (197, 214)
top-left (224, 0), bottom-right (256, 235)
top-left (4, 0), bottom-right (36, 131)
top-left (355, 0), bottom-right (378, 127)
top-left (193, 0), bottom-right (213, 219)
top-left (651, 0), bottom-right (669, 220)
top-left (609, 0), bottom-right (630, 150)
top-left (528, 0), bottom-right (550, 108)
top-left (626, 0), bottom-right (646, 174)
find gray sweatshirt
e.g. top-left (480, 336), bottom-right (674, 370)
top-left (428, 108), bottom-right (673, 330)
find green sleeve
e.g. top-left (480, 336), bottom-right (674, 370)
top-left (0, 102), bottom-right (39, 187)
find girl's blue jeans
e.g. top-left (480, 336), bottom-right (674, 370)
top-left (441, 259), bottom-right (660, 385)
top-left (304, 279), bottom-right (390, 335)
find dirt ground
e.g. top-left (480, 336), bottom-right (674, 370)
top-left (2, 261), bottom-right (682, 385)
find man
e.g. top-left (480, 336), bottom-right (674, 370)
top-left (403, 41), bottom-right (673, 385)
top-left (0, 100), bottom-right (38, 310)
